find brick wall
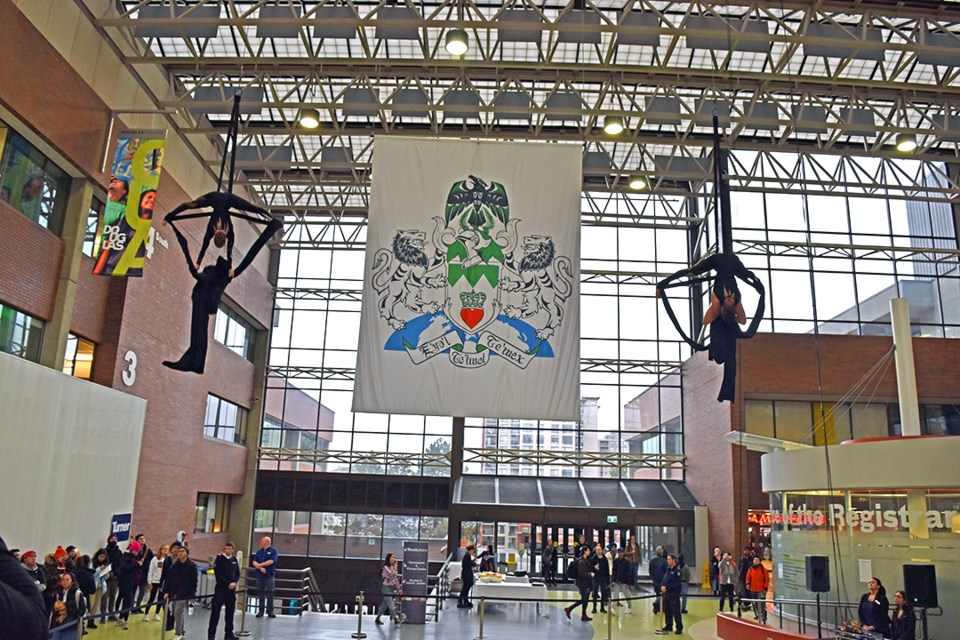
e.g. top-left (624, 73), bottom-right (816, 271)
top-left (0, 0), bottom-right (277, 561)
top-left (0, 202), bottom-right (63, 319)
top-left (680, 350), bottom-right (739, 555)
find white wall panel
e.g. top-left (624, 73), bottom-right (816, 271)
top-left (0, 352), bottom-right (146, 556)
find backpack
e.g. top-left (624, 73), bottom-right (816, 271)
top-left (566, 560), bottom-right (579, 579)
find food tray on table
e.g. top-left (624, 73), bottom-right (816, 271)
top-left (477, 572), bottom-right (506, 583)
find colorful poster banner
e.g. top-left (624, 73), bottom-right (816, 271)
top-left (353, 138), bottom-right (582, 421)
top-left (93, 129), bottom-right (166, 276)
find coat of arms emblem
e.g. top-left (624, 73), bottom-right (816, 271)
top-left (371, 176), bottom-right (573, 369)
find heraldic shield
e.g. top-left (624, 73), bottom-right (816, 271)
top-left (444, 246), bottom-right (501, 336)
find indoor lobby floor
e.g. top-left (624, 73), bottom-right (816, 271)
top-left (78, 588), bottom-right (734, 640)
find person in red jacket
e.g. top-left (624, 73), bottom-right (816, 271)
top-left (744, 556), bottom-right (769, 624)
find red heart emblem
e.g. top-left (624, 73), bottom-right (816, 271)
top-left (460, 307), bottom-right (484, 329)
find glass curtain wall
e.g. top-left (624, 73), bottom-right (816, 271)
top-left (262, 152), bottom-right (958, 478)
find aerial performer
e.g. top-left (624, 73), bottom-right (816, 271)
top-left (163, 191), bottom-right (272, 271)
top-left (656, 114), bottom-right (765, 402)
top-left (161, 91), bottom-right (282, 373)
top-left (162, 214), bottom-right (281, 373)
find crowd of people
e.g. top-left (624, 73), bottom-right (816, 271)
top-left (3, 533), bottom-right (281, 640)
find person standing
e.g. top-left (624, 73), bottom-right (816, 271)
top-left (541, 537), bottom-right (556, 586)
top-left (709, 547), bottom-right (722, 596)
top-left (857, 577), bottom-right (890, 637)
top-left (165, 546), bottom-right (198, 640)
top-left (563, 545), bottom-right (595, 622)
top-left (133, 534), bottom-right (153, 614)
top-left (649, 546), bottom-right (667, 614)
top-left (208, 542), bottom-right (240, 640)
top-left (591, 543), bottom-right (612, 614)
top-left (102, 535), bottom-right (122, 622)
top-left (49, 573), bottom-right (85, 640)
top-left (457, 544), bottom-right (476, 608)
top-left (73, 556), bottom-right (97, 626)
top-left (678, 554), bottom-right (691, 613)
top-left (889, 590), bottom-right (916, 640)
top-left (143, 544), bottom-right (167, 622)
top-left (717, 552), bottom-right (738, 613)
top-left (114, 540), bottom-right (142, 629)
top-left (624, 536), bottom-right (640, 589)
top-left (0, 537), bottom-right (47, 640)
top-left (656, 554), bottom-right (683, 635)
top-left (375, 553), bottom-right (404, 625)
top-left (160, 541), bottom-right (182, 632)
top-left (252, 537), bottom-right (278, 619)
top-left (20, 550), bottom-right (46, 593)
top-left (611, 547), bottom-right (633, 613)
top-left (744, 556), bottom-right (769, 624)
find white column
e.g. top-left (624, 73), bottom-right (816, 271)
top-left (890, 298), bottom-right (928, 538)
top-left (890, 298), bottom-right (921, 437)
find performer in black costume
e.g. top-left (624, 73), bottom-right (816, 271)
top-left (163, 215), bottom-right (282, 374)
top-left (164, 191), bottom-right (272, 270)
top-left (657, 252), bottom-right (764, 402)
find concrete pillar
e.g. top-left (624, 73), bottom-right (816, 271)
top-left (890, 298), bottom-right (928, 539)
top-left (38, 178), bottom-right (93, 370)
top-left (447, 417), bottom-right (464, 557)
top-left (230, 322), bottom-right (271, 558)
top-left (694, 505), bottom-right (709, 586)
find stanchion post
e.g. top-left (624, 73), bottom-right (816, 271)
top-left (160, 599), bottom-right (167, 640)
top-left (472, 596), bottom-right (486, 640)
top-left (74, 616), bottom-right (84, 640)
top-left (607, 596), bottom-right (613, 640)
top-left (351, 591), bottom-right (367, 639)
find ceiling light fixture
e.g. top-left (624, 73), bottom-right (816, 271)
top-left (628, 175), bottom-right (647, 190)
top-left (445, 29), bottom-right (469, 56)
top-left (895, 132), bottom-right (917, 153)
top-left (299, 108), bottom-right (320, 129)
top-left (603, 115), bottom-right (625, 136)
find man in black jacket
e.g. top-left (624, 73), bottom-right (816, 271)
top-left (656, 554), bottom-right (683, 635)
top-left (159, 541), bottom-right (182, 631)
top-left (649, 546), bottom-right (667, 614)
top-left (457, 544), bottom-right (476, 608)
top-left (208, 542), bottom-right (241, 640)
top-left (0, 536), bottom-right (47, 640)
top-left (563, 546), bottom-right (595, 622)
top-left (165, 547), bottom-right (198, 640)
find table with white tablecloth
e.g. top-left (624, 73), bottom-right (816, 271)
top-left (472, 581), bottom-right (550, 617)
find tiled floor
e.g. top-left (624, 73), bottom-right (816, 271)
top-left (78, 588), bottom-right (735, 640)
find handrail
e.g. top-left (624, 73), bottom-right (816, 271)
top-left (426, 552), bottom-right (455, 621)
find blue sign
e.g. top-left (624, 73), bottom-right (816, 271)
top-left (111, 513), bottom-right (132, 542)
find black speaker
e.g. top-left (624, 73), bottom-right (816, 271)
top-left (805, 555), bottom-right (830, 593)
top-left (903, 564), bottom-right (938, 609)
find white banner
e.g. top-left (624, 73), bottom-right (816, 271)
top-left (354, 138), bottom-right (581, 420)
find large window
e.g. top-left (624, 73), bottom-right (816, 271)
top-left (62, 334), bottom-right (95, 379)
top-left (0, 304), bottom-right (43, 362)
top-left (745, 399), bottom-right (960, 443)
top-left (204, 395), bottom-right (247, 444)
top-left (214, 305), bottom-right (255, 360)
top-left (253, 509), bottom-right (448, 560)
top-left (0, 122), bottom-right (70, 233)
top-left (195, 492), bottom-right (230, 534)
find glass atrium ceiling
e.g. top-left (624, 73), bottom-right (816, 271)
top-left (101, 1), bottom-right (960, 213)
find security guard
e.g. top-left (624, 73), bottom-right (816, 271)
top-left (656, 554), bottom-right (683, 635)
